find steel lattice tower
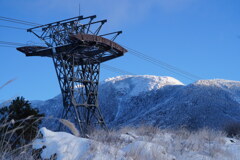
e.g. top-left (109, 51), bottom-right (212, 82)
top-left (17, 15), bottom-right (127, 136)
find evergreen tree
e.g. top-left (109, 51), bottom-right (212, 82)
top-left (0, 97), bottom-right (44, 148)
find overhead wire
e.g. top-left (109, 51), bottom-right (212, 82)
top-left (0, 18), bottom-right (36, 26)
top-left (0, 16), bottom-right (39, 26)
top-left (0, 45), bottom-right (17, 48)
top-left (0, 40), bottom-right (46, 47)
top-left (122, 45), bottom-right (201, 81)
top-left (0, 40), bottom-right (27, 46)
top-left (102, 64), bottom-right (135, 75)
top-left (0, 25), bottom-right (27, 30)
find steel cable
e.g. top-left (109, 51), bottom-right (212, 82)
top-left (122, 45), bottom-right (201, 81)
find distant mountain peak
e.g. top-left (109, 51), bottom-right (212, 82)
top-left (103, 75), bottom-right (184, 96)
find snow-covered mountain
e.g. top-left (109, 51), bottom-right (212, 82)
top-left (30, 75), bottom-right (240, 130)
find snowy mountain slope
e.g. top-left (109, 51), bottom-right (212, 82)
top-left (150, 79), bottom-right (240, 130)
top-left (31, 94), bottom-right (63, 129)
top-left (99, 76), bottom-right (240, 130)
top-left (99, 75), bottom-right (184, 124)
top-left (17, 75), bottom-right (240, 130)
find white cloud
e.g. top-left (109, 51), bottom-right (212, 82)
top-left (4, 0), bottom-right (197, 27)
top-left (77, 0), bottom-right (198, 26)
top-left (157, 0), bottom-right (197, 12)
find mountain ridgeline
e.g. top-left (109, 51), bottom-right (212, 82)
top-left (31, 75), bottom-right (240, 131)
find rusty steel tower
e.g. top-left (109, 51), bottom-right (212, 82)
top-left (16, 15), bottom-right (127, 136)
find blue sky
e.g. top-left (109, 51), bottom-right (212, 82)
top-left (0, 0), bottom-right (240, 101)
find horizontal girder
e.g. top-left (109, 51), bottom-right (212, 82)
top-left (16, 34), bottom-right (127, 65)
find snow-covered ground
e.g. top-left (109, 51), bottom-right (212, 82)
top-left (33, 127), bottom-right (240, 160)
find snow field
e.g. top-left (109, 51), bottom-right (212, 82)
top-left (33, 127), bottom-right (240, 160)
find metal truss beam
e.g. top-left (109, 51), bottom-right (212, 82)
top-left (52, 46), bottom-right (107, 136)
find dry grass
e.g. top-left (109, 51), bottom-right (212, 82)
top-left (0, 117), bottom-right (72, 160)
top-left (87, 126), bottom-right (236, 160)
top-left (0, 79), bottom-right (16, 90)
top-left (0, 80), bottom-right (36, 159)
top-left (0, 116), bottom-right (44, 160)
top-left (59, 119), bottom-right (80, 137)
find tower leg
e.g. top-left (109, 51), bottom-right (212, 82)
top-left (52, 50), bottom-right (107, 136)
